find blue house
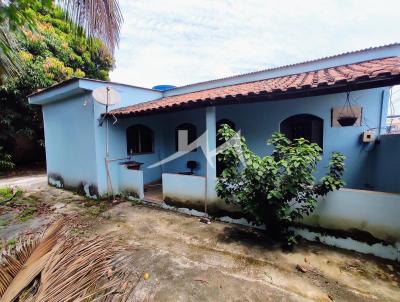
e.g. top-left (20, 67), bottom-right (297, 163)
top-left (29, 44), bottom-right (400, 259)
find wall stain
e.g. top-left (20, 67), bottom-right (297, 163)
top-left (293, 223), bottom-right (395, 246)
top-left (302, 214), bottom-right (400, 243)
top-left (164, 195), bottom-right (246, 219)
top-left (48, 173), bottom-right (64, 188)
top-left (120, 189), bottom-right (139, 199)
top-left (48, 173), bottom-right (102, 199)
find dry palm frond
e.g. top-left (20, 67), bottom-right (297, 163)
top-left (0, 219), bottom-right (136, 302)
top-left (0, 236), bottom-right (39, 297)
top-left (58, 0), bottom-right (123, 54)
top-left (34, 236), bottom-right (136, 302)
top-left (0, 219), bottom-right (64, 302)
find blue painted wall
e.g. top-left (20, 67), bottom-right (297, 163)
top-left (42, 95), bottom-right (98, 188)
top-left (216, 88), bottom-right (389, 190)
top-left (100, 87), bottom-right (393, 193)
top-left (103, 108), bottom-right (207, 188)
top-left (39, 80), bottom-right (163, 196)
top-left (370, 134), bottom-right (400, 193)
top-left (91, 83), bottom-right (163, 195)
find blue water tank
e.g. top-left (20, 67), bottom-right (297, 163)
top-left (152, 85), bottom-right (176, 91)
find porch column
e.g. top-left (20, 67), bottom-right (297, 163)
top-left (205, 106), bottom-right (217, 202)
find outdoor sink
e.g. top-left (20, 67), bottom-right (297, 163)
top-left (119, 160), bottom-right (144, 170)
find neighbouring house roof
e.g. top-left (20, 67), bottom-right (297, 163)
top-left (111, 56), bottom-right (400, 117)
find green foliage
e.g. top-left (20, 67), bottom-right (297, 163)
top-left (0, 5), bottom-right (113, 170)
top-left (0, 1), bottom-right (53, 77)
top-left (16, 207), bottom-right (36, 221)
top-left (0, 186), bottom-right (23, 203)
top-left (216, 124), bottom-right (346, 246)
top-left (0, 1), bottom-right (52, 30)
top-left (6, 238), bottom-right (16, 249)
top-left (0, 186), bottom-right (13, 198)
top-left (0, 146), bottom-right (14, 170)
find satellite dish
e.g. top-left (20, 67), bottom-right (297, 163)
top-left (92, 86), bottom-right (121, 106)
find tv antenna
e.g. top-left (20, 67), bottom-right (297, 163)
top-left (92, 86), bottom-right (121, 199)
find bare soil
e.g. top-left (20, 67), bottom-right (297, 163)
top-left (1, 174), bottom-right (399, 301)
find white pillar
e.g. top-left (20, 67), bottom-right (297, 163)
top-left (205, 106), bottom-right (217, 203)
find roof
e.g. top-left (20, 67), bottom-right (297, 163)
top-left (28, 78), bottom-right (162, 105)
top-left (165, 43), bottom-right (400, 94)
top-left (28, 77), bottom-right (157, 98)
top-left (111, 56), bottom-right (400, 117)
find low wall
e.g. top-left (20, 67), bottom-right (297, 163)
top-left (162, 173), bottom-right (206, 210)
top-left (161, 177), bottom-right (400, 260)
top-left (303, 189), bottom-right (400, 243)
top-left (118, 167), bottom-right (144, 199)
top-left (296, 188), bottom-right (400, 260)
top-left (162, 173), bottom-right (242, 216)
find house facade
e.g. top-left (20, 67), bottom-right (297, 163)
top-left (29, 44), bottom-right (400, 259)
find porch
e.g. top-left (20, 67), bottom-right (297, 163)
top-left (112, 88), bottom-right (399, 202)
top-left (111, 87), bottom-right (400, 205)
top-left (112, 106), bottom-right (220, 210)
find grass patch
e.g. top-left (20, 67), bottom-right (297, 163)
top-left (0, 187), bottom-right (12, 197)
top-left (0, 187), bottom-right (23, 204)
top-left (16, 207), bottom-right (37, 222)
top-left (6, 238), bottom-right (16, 249)
top-left (84, 201), bottom-right (109, 217)
top-left (13, 197), bottom-right (39, 207)
top-left (129, 198), bottom-right (141, 206)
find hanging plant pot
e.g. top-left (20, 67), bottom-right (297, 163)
top-left (337, 116), bottom-right (358, 127)
top-left (337, 92), bottom-right (358, 127)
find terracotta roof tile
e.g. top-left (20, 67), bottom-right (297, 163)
top-left (111, 57), bottom-right (400, 117)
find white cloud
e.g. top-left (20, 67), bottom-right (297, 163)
top-left (110, 0), bottom-right (400, 90)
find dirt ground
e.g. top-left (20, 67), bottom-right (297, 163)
top-left (1, 175), bottom-right (399, 301)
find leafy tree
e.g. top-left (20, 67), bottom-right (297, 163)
top-left (0, 6), bottom-right (113, 170)
top-left (0, 0), bottom-right (122, 78)
top-left (216, 124), bottom-right (345, 247)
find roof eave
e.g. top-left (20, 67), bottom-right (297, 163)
top-left (28, 79), bottom-right (87, 105)
top-left (112, 75), bottom-right (399, 118)
top-left (28, 78), bottom-right (161, 106)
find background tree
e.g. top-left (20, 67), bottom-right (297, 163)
top-left (0, 6), bottom-right (113, 170)
top-left (216, 124), bottom-right (345, 247)
top-left (0, 0), bottom-right (122, 78)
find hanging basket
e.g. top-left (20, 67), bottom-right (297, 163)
top-left (337, 92), bottom-right (357, 127)
top-left (337, 116), bottom-right (358, 127)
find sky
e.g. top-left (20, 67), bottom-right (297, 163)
top-left (109, 0), bottom-right (400, 113)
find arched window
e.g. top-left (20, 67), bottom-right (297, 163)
top-left (175, 123), bottom-right (197, 151)
top-left (280, 114), bottom-right (323, 148)
top-left (216, 119), bottom-right (236, 177)
top-left (126, 125), bottom-right (154, 154)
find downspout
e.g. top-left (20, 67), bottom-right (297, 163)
top-left (378, 89), bottom-right (388, 137)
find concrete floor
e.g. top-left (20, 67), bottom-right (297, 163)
top-left (144, 183), bottom-right (163, 203)
top-left (1, 175), bottom-right (400, 301)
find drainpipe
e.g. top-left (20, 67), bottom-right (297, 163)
top-left (378, 89), bottom-right (388, 137)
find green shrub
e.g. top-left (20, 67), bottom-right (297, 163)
top-left (0, 147), bottom-right (15, 171)
top-left (216, 124), bottom-right (345, 247)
